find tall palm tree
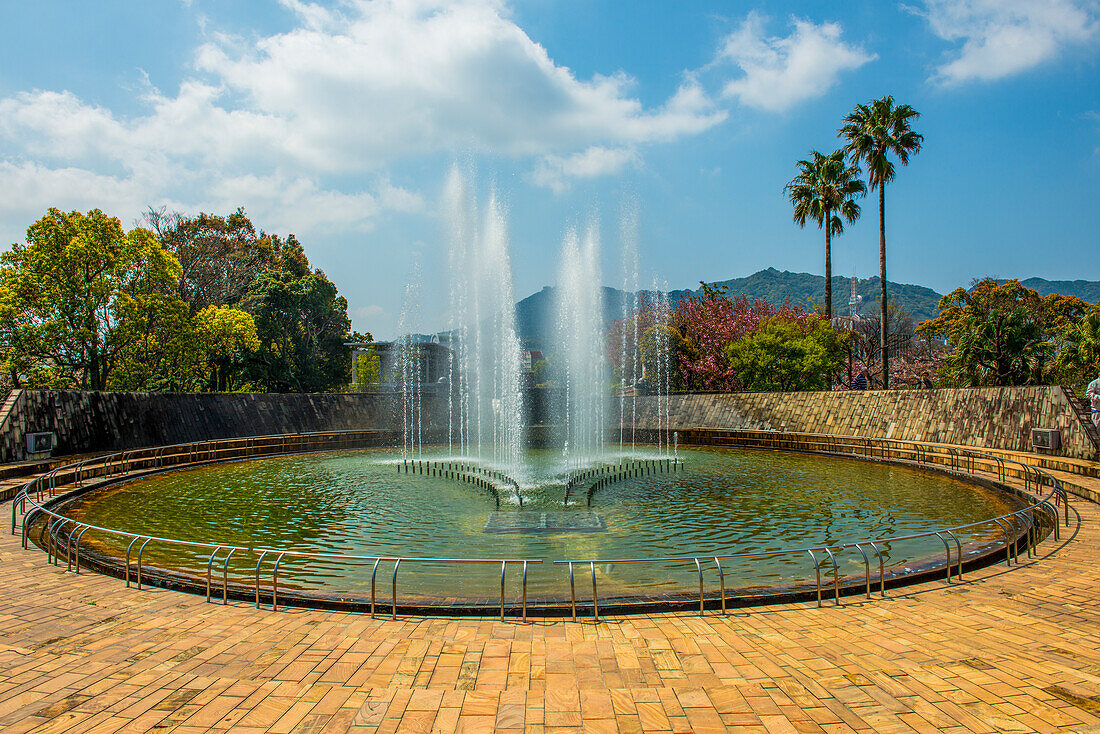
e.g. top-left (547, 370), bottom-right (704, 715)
top-left (785, 149), bottom-right (866, 318)
top-left (839, 96), bottom-right (922, 387)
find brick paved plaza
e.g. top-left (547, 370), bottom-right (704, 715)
top-left (2, 475), bottom-right (1099, 734)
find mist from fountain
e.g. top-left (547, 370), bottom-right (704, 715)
top-left (443, 167), bottom-right (525, 477)
top-left (618, 201), bottom-right (640, 454)
top-left (397, 260), bottom-right (424, 459)
top-left (395, 167), bottom-right (675, 492)
top-left (555, 224), bottom-right (607, 470)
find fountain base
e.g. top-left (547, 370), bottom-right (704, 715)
top-left (483, 511), bottom-right (606, 534)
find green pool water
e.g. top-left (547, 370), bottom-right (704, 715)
top-left (62, 446), bottom-right (1019, 603)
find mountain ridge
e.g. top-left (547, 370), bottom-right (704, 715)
top-left (513, 269), bottom-right (1099, 350)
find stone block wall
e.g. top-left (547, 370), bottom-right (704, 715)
top-left (627, 386), bottom-right (1098, 459)
top-left (0, 390), bottom-right (446, 463)
top-left (1, 385), bottom-right (1095, 464)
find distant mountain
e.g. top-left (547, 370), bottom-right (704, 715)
top-left (670, 268), bottom-right (944, 323)
top-left (513, 269), bottom-right (1100, 350)
top-left (1016, 278), bottom-right (1100, 304)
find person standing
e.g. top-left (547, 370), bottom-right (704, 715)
top-left (852, 368), bottom-right (869, 391)
top-left (1087, 372), bottom-right (1100, 427)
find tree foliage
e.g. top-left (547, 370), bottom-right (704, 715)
top-left (0, 208), bottom-right (180, 389)
top-left (726, 316), bottom-right (848, 392)
top-left (145, 207), bottom-right (275, 313)
top-left (241, 236), bottom-right (351, 393)
top-left (785, 149), bottom-right (865, 317)
top-left (2, 207), bottom-right (353, 394)
top-left (944, 307), bottom-right (1047, 387)
top-left (839, 96), bottom-right (923, 388)
top-left (195, 306), bottom-right (261, 391)
top-left (916, 279), bottom-right (1071, 386)
top-left (606, 290), bottom-right (839, 392)
top-left (1051, 302), bottom-right (1100, 384)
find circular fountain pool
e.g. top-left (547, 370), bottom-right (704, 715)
top-left (58, 445), bottom-right (1022, 608)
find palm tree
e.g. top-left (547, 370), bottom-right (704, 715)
top-left (785, 149), bottom-right (866, 318)
top-left (839, 96), bottom-right (923, 387)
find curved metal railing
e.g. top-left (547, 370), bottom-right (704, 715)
top-left (8, 429), bottom-right (1070, 619)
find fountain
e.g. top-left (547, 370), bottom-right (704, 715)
top-left (400, 167), bottom-right (667, 491)
top-left (31, 168), bottom-right (1038, 613)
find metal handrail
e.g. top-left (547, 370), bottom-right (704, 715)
top-left (7, 429), bottom-right (1071, 619)
top-left (553, 507), bottom-right (1046, 615)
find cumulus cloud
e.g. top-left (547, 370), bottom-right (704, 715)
top-left (911, 0), bottom-right (1099, 85)
top-left (193, 0), bottom-right (725, 168)
top-left (716, 12), bottom-right (876, 113)
top-left (0, 0), bottom-right (729, 227)
top-left (529, 146), bottom-right (640, 193)
top-left (354, 304), bottom-right (385, 319)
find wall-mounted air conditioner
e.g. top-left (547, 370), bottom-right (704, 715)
top-left (26, 432), bottom-right (55, 457)
top-left (1030, 428), bottom-right (1060, 450)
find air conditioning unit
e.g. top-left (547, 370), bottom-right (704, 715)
top-left (1030, 428), bottom-right (1061, 451)
top-left (26, 431), bottom-right (55, 457)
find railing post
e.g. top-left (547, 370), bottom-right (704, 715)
top-left (522, 561), bottom-right (528, 623)
top-left (694, 558), bottom-right (704, 615)
top-left (272, 553), bottom-right (285, 611)
top-left (823, 548), bottom-right (840, 605)
top-left (136, 538), bottom-right (152, 590)
top-left (713, 558), bottom-right (726, 614)
top-left (992, 518), bottom-right (1012, 566)
top-left (590, 561), bottom-right (599, 622)
top-left (569, 562), bottom-right (577, 622)
top-left (206, 546), bottom-right (224, 602)
top-left (254, 551), bottom-right (268, 608)
top-left (223, 548), bottom-right (237, 604)
top-left (63, 522), bottom-right (82, 571)
top-left (500, 561), bottom-right (507, 622)
top-left (945, 531), bottom-right (963, 581)
top-left (935, 533), bottom-right (952, 582)
top-left (392, 559), bottom-right (401, 620)
top-left (370, 558), bottom-right (381, 619)
top-left (72, 526), bottom-right (91, 574)
top-left (854, 544), bottom-right (871, 598)
top-left (808, 550), bottom-right (822, 607)
top-left (125, 537), bottom-right (140, 587)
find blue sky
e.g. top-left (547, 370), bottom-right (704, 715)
top-left (1, 0), bottom-right (1097, 338)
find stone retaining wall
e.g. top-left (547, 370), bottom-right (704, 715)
top-left (1, 385), bottom-right (1095, 463)
top-left (0, 390), bottom-right (444, 463)
top-left (627, 386), bottom-right (1098, 460)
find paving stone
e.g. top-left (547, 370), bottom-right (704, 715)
top-left (2, 466), bottom-right (1100, 733)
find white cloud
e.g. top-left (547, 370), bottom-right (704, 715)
top-left (716, 13), bottom-right (876, 113)
top-left (354, 304), bottom-right (385, 319)
top-left (912, 0), bottom-right (1099, 85)
top-left (0, 0), bottom-right (727, 229)
top-left (201, 173), bottom-right (424, 235)
top-left (192, 0), bottom-right (724, 168)
top-left (529, 146), bottom-right (640, 192)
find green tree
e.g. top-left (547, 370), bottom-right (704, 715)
top-left (1052, 302), bottom-right (1100, 385)
top-left (944, 307), bottom-right (1047, 386)
top-left (784, 149), bottom-right (865, 318)
top-left (839, 96), bottom-right (923, 387)
top-left (109, 292), bottom-right (200, 391)
top-left (725, 317), bottom-right (847, 392)
top-left (0, 208), bottom-right (180, 389)
top-left (195, 305), bottom-right (261, 391)
top-left (145, 207), bottom-right (275, 313)
top-left (241, 236), bottom-right (351, 392)
top-left (918, 279), bottom-right (1042, 340)
top-left (354, 346), bottom-right (382, 388)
